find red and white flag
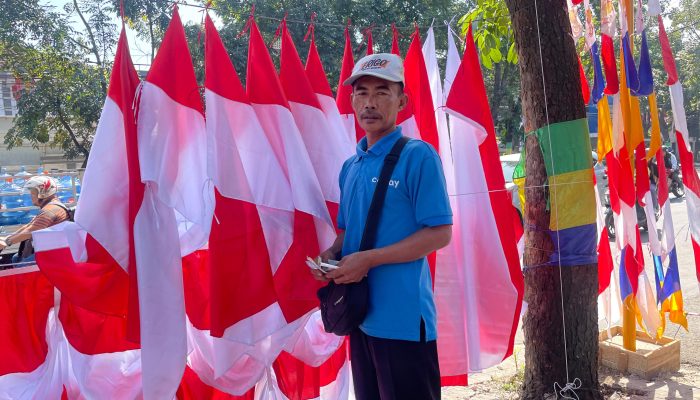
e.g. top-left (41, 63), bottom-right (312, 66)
top-left (245, 18), bottom-right (340, 366)
top-left (594, 175), bottom-right (621, 332)
top-left (279, 20), bottom-right (351, 232)
top-left (438, 25), bottom-right (524, 379)
top-left (134, 7), bottom-right (213, 397)
top-left (196, 15), bottom-right (295, 395)
top-left (659, 15), bottom-right (700, 292)
top-left (336, 24), bottom-right (362, 144)
top-left (397, 27), bottom-right (439, 150)
top-left (422, 26), bottom-right (454, 192)
top-left (0, 268), bottom-right (63, 399)
top-left (31, 25), bottom-right (145, 398)
top-left (304, 27), bottom-right (356, 158)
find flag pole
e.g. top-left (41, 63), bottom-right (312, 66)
top-left (621, 0), bottom-right (637, 352)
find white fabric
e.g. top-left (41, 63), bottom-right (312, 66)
top-left (287, 101), bottom-right (345, 206)
top-left (648, 0), bottom-right (662, 17)
top-left (136, 82), bottom-right (212, 399)
top-left (567, 0), bottom-right (584, 41)
top-left (0, 309), bottom-right (65, 400)
top-left (73, 98), bottom-right (130, 270)
top-left (250, 104), bottom-right (332, 233)
top-left (435, 113), bottom-right (520, 374)
top-left (137, 82), bottom-right (213, 257)
top-left (31, 221), bottom-right (88, 263)
top-left (133, 187), bottom-right (186, 399)
top-left (443, 26), bottom-right (461, 107)
top-left (423, 26), bottom-right (455, 195)
top-left (316, 95), bottom-right (356, 156)
top-left (669, 82), bottom-right (691, 151)
top-left (600, 0), bottom-right (617, 38)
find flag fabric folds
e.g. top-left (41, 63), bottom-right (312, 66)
top-left (437, 25), bottom-right (523, 379)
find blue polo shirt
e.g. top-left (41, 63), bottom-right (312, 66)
top-left (337, 127), bottom-right (452, 342)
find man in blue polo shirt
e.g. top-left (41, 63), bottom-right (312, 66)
top-left (310, 53), bottom-right (452, 400)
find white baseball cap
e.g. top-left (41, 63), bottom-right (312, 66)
top-left (343, 53), bottom-right (405, 86)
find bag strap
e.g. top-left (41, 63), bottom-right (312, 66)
top-left (358, 135), bottom-right (411, 252)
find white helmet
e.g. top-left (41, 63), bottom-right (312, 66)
top-left (24, 176), bottom-right (58, 199)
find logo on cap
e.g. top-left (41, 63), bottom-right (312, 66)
top-left (360, 59), bottom-right (390, 71)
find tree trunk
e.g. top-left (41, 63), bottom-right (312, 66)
top-left (503, 1), bottom-right (602, 399)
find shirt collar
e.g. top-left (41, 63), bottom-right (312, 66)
top-left (356, 127), bottom-right (403, 158)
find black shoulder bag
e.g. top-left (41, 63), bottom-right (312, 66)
top-left (317, 136), bottom-right (411, 336)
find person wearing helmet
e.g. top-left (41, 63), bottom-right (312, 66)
top-left (0, 176), bottom-right (70, 265)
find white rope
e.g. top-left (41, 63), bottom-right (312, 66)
top-left (532, 0), bottom-right (581, 397)
top-left (554, 378), bottom-right (582, 400)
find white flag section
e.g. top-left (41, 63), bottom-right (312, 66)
top-left (437, 26), bottom-right (523, 377)
top-left (135, 8), bottom-right (213, 398)
top-left (305, 31), bottom-right (356, 157)
top-left (594, 181), bottom-right (621, 332)
top-left (423, 26), bottom-right (455, 194)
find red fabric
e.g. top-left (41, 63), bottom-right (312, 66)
top-left (279, 22), bottom-right (322, 109)
top-left (246, 20), bottom-right (325, 322)
top-left (658, 16), bottom-right (679, 85)
top-left (634, 143), bottom-right (651, 205)
top-left (273, 211), bottom-right (323, 322)
top-left (36, 26), bottom-right (144, 344)
top-left (401, 27), bottom-right (439, 151)
top-left (391, 24), bottom-right (401, 56)
top-left (601, 35), bottom-right (619, 95)
top-left (203, 20), bottom-right (278, 336)
top-left (676, 132), bottom-right (700, 286)
top-left (0, 271), bottom-right (53, 375)
top-left (246, 21), bottom-right (290, 108)
top-left (177, 366), bottom-right (254, 400)
top-left (445, 25), bottom-right (524, 362)
top-left (441, 374), bottom-right (468, 386)
top-left (366, 29), bottom-right (374, 55)
top-left (597, 229), bottom-right (614, 295)
top-left (578, 55), bottom-right (590, 104)
top-left (676, 132), bottom-right (700, 198)
top-left (305, 36), bottom-right (333, 98)
top-left (336, 26), bottom-right (364, 143)
top-left (273, 340), bottom-right (348, 400)
top-left (656, 149), bottom-right (669, 206)
top-left (58, 299), bottom-right (139, 355)
top-left (204, 16), bottom-right (247, 104)
top-left (145, 7), bottom-right (203, 115)
top-left (35, 242), bottom-right (129, 317)
top-left (206, 193), bottom-right (275, 336)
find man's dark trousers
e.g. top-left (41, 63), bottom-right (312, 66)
top-left (349, 321), bottom-right (441, 400)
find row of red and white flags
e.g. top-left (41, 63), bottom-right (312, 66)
top-left (569, 0), bottom-right (700, 337)
top-left (0, 7), bottom-right (524, 399)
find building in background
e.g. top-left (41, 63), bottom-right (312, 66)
top-left (0, 72), bottom-right (82, 170)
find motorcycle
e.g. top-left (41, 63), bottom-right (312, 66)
top-left (668, 167), bottom-right (684, 198)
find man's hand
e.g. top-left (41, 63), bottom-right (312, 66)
top-left (309, 248), bottom-right (336, 283)
top-left (326, 251), bottom-right (374, 284)
top-left (0, 239), bottom-right (7, 252)
top-left (318, 248), bottom-right (337, 263)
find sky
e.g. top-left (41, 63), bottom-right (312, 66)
top-left (44, 0), bottom-right (208, 67)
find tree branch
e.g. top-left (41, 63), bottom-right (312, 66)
top-left (72, 0), bottom-right (106, 93)
top-left (54, 99), bottom-right (90, 159)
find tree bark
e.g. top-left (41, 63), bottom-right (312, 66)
top-left (503, 1), bottom-right (602, 399)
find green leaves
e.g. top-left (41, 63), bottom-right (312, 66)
top-left (458, 0), bottom-right (514, 69)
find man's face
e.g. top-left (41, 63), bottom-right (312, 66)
top-left (30, 189), bottom-right (40, 207)
top-left (351, 76), bottom-right (407, 135)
